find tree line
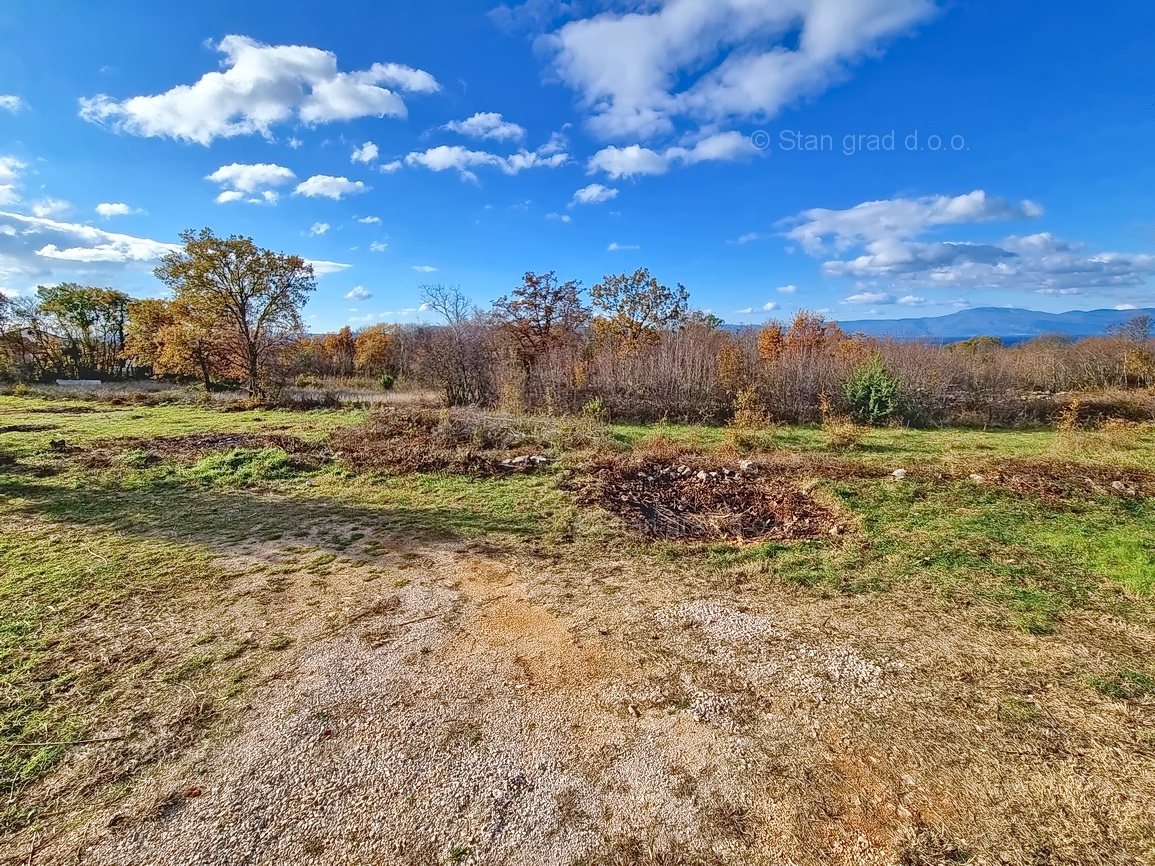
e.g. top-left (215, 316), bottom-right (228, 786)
top-left (2, 227), bottom-right (1154, 424)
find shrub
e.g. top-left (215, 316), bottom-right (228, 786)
top-left (378, 373), bottom-right (396, 392)
top-left (842, 356), bottom-right (903, 425)
top-left (819, 394), bottom-right (864, 450)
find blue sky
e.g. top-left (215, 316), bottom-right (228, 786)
top-left (1, 0), bottom-right (1153, 330)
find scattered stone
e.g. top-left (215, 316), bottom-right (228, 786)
top-left (969, 474), bottom-right (985, 484)
top-left (891, 469), bottom-right (907, 480)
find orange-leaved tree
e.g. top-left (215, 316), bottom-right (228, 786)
top-left (154, 228), bottom-right (316, 397)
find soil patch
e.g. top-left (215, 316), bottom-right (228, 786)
top-left (572, 457), bottom-right (843, 542)
top-left (966, 459), bottom-right (1155, 503)
top-left (331, 409), bottom-right (573, 476)
top-left (80, 433), bottom-right (330, 468)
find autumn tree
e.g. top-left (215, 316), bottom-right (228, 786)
top-left (590, 268), bottom-right (690, 343)
top-left (354, 324), bottom-right (397, 377)
top-left (492, 271), bottom-right (589, 368)
top-left (321, 326), bottom-right (357, 376)
top-left (124, 297), bottom-right (230, 388)
top-left (154, 229), bottom-right (316, 397)
top-left (35, 283), bottom-right (130, 378)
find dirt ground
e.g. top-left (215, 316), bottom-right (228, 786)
top-left (10, 517), bottom-right (1155, 866)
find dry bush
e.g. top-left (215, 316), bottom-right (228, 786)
top-left (819, 395), bottom-right (865, 450)
top-left (331, 408), bottom-right (618, 474)
top-left (724, 387), bottom-right (778, 453)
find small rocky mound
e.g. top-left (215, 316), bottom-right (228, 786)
top-left (573, 457), bottom-right (844, 542)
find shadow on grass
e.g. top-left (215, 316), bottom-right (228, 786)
top-left (0, 473), bottom-right (544, 554)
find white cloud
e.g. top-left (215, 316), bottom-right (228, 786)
top-left (352, 141), bottom-right (379, 163)
top-left (293, 175), bottom-right (368, 199)
top-left (785, 190), bottom-right (1043, 255)
top-left (570, 183), bottom-right (618, 206)
top-left (412, 265), bottom-right (438, 272)
top-left (787, 191), bottom-right (1155, 297)
top-left (732, 232), bottom-right (764, 245)
top-left (379, 160), bottom-right (403, 173)
top-left (543, 0), bottom-right (938, 141)
top-left (0, 210), bottom-right (177, 293)
top-left (306, 259), bottom-right (352, 276)
top-left (1115, 304), bottom-right (1138, 311)
top-left (404, 144), bottom-right (568, 181)
top-left (206, 163), bottom-right (296, 204)
top-left (777, 284), bottom-right (798, 294)
top-left (607, 242), bottom-right (639, 251)
top-left (0, 96), bottom-right (26, 113)
top-left (345, 286), bottom-right (372, 300)
top-left (587, 131), bottom-right (756, 178)
top-left (358, 215), bottom-right (382, 224)
top-left (734, 307), bottom-right (755, 314)
top-left (369, 241), bottom-right (388, 252)
top-left (546, 212), bottom-right (572, 222)
top-left (0, 156), bottom-right (25, 185)
top-left (79, 35), bottom-right (440, 145)
top-left (31, 199), bottom-right (72, 219)
top-left (897, 295), bottom-right (927, 306)
top-left (287, 137), bottom-right (303, 149)
top-left (587, 145), bottom-right (668, 179)
top-left (309, 222), bottom-right (330, 236)
top-left (444, 112), bottom-right (527, 141)
top-left (95, 202), bottom-right (138, 218)
top-left (844, 291), bottom-right (895, 305)
top-left (762, 301), bottom-right (779, 311)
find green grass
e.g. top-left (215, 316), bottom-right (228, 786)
top-left (2, 394), bottom-right (1155, 832)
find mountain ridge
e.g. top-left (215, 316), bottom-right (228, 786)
top-left (815, 306), bottom-right (1153, 343)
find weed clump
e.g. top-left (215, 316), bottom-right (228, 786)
top-left (186, 448), bottom-right (300, 487)
top-left (1087, 669), bottom-right (1155, 701)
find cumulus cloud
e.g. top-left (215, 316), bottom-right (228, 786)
top-left (293, 175), bottom-right (368, 199)
top-left (345, 286), bottom-right (372, 300)
top-left (404, 143), bottom-right (568, 182)
top-left (778, 284), bottom-right (798, 294)
top-left (369, 241), bottom-right (388, 252)
top-left (378, 160), bottom-right (403, 173)
top-left (587, 131), bottom-right (756, 178)
top-left (547, 213), bottom-right (572, 222)
top-left (206, 163), bottom-right (296, 204)
top-left (0, 210), bottom-right (177, 293)
top-left (784, 190), bottom-right (1043, 254)
top-left (309, 222), bottom-right (330, 236)
top-left (79, 35), bottom-right (439, 145)
top-left (444, 112), bottom-right (526, 141)
top-left (412, 265), bottom-right (437, 272)
top-left (0, 96), bottom-right (26, 113)
top-left (95, 202), bottom-right (138, 218)
top-left (352, 142), bottom-right (379, 163)
top-left (762, 301), bottom-right (780, 311)
top-left (0, 156), bottom-right (25, 205)
top-left (31, 199), bottom-right (72, 219)
top-left (359, 216), bottom-right (381, 224)
top-left (785, 190), bottom-right (1155, 297)
top-left (897, 295), bottom-right (926, 306)
top-left (0, 156), bottom-right (25, 185)
top-left (541, 0), bottom-right (939, 141)
top-left (570, 183), bottom-right (618, 206)
top-left (607, 242), bottom-right (639, 251)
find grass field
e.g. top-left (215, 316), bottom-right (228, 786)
top-left (2, 391), bottom-right (1154, 864)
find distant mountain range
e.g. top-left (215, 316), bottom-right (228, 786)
top-left (827, 307), bottom-right (1155, 343)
